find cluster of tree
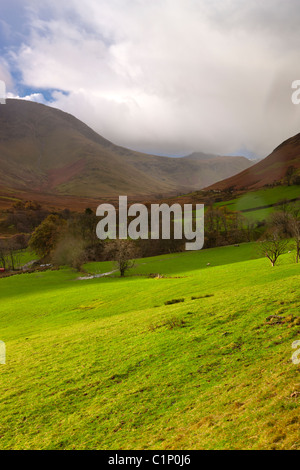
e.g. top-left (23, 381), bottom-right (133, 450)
top-left (1, 201), bottom-right (50, 234)
top-left (285, 165), bottom-right (300, 186)
top-left (0, 234), bottom-right (28, 270)
top-left (258, 203), bottom-right (300, 266)
top-left (22, 197), bottom-right (300, 275)
top-left (263, 166), bottom-right (300, 187)
top-left (204, 205), bottom-right (258, 248)
top-left (28, 207), bottom-right (185, 275)
top-left (29, 209), bottom-right (103, 271)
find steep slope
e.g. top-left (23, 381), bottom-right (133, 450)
top-left (0, 99), bottom-right (252, 199)
top-left (206, 133), bottom-right (300, 191)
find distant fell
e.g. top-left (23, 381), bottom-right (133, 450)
top-left (206, 133), bottom-right (300, 191)
top-left (0, 99), bottom-right (252, 201)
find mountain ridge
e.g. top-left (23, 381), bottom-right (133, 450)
top-left (0, 99), bottom-right (252, 202)
top-left (205, 132), bottom-right (300, 191)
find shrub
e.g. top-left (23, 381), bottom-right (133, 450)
top-left (164, 298), bottom-right (185, 305)
top-left (165, 316), bottom-right (186, 329)
top-left (191, 294), bottom-right (214, 300)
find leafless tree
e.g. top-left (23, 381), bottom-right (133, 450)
top-left (0, 240), bottom-right (7, 269)
top-left (270, 206), bottom-right (300, 263)
top-left (289, 215), bottom-right (300, 263)
top-left (52, 236), bottom-right (87, 271)
top-left (105, 239), bottom-right (138, 277)
top-left (285, 165), bottom-right (296, 186)
top-left (258, 230), bottom-right (289, 266)
top-left (0, 238), bottom-right (24, 271)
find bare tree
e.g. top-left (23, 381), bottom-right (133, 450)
top-left (52, 236), bottom-right (87, 271)
top-left (289, 215), bottom-right (300, 263)
top-left (270, 209), bottom-right (291, 237)
top-left (270, 206), bottom-right (300, 263)
top-left (0, 238), bottom-right (24, 271)
top-left (0, 240), bottom-right (7, 269)
top-left (258, 231), bottom-right (289, 266)
top-left (105, 239), bottom-right (138, 277)
top-left (6, 240), bottom-right (19, 270)
top-left (285, 165), bottom-right (296, 186)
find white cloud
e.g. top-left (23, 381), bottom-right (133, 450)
top-left (0, 59), bottom-right (14, 90)
top-left (8, 0), bottom-right (300, 156)
top-left (7, 92), bottom-right (47, 103)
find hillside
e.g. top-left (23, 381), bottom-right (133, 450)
top-left (213, 185), bottom-right (300, 223)
top-left (0, 100), bottom-right (252, 202)
top-left (0, 244), bottom-right (299, 449)
top-left (183, 151), bottom-right (222, 161)
top-left (206, 133), bottom-right (300, 191)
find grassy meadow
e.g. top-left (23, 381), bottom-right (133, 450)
top-left (215, 185), bottom-right (300, 222)
top-left (0, 242), bottom-right (299, 449)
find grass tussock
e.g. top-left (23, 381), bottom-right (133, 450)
top-left (164, 298), bottom-right (185, 306)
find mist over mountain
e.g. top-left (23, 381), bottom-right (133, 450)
top-left (0, 99), bottom-right (253, 201)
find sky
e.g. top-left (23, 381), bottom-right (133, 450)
top-left (1, 0), bottom-right (300, 158)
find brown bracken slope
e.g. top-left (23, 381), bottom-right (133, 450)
top-left (206, 133), bottom-right (300, 191)
top-left (0, 99), bottom-right (252, 205)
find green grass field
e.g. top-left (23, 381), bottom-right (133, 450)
top-left (215, 185), bottom-right (300, 222)
top-left (16, 249), bottom-right (38, 267)
top-left (0, 243), bottom-right (299, 449)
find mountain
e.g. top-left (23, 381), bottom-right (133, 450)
top-left (0, 99), bottom-right (253, 203)
top-left (183, 151), bottom-right (221, 160)
top-left (206, 133), bottom-right (300, 191)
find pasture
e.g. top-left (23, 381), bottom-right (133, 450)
top-left (0, 243), bottom-right (299, 449)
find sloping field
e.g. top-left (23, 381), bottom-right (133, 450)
top-left (216, 186), bottom-right (300, 222)
top-left (0, 243), bottom-right (299, 449)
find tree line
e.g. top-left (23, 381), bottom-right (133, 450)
top-left (1, 198), bottom-right (300, 275)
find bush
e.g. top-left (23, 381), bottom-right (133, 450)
top-left (52, 236), bottom-right (87, 271)
top-left (191, 294), bottom-right (214, 300)
top-left (165, 316), bottom-right (186, 329)
top-left (164, 298), bottom-right (185, 305)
